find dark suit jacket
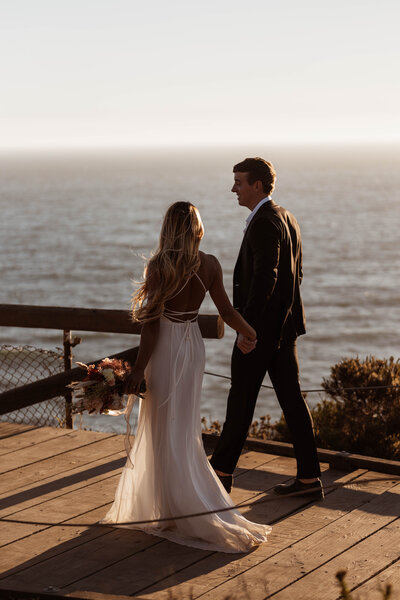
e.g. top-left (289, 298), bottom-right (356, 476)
top-left (233, 199), bottom-right (306, 343)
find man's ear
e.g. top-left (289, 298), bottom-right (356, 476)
top-left (254, 180), bottom-right (262, 192)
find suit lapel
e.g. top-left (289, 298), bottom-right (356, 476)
top-left (242, 199), bottom-right (277, 242)
top-left (235, 200), bottom-right (278, 276)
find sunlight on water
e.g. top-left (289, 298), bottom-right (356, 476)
top-left (1, 145), bottom-right (399, 431)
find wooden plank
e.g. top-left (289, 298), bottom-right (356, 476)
top-left (135, 468), bottom-right (366, 600)
top-left (0, 589), bottom-right (132, 600)
top-left (60, 537), bottom-right (209, 597)
top-left (234, 449), bottom-right (279, 472)
top-left (65, 593), bottom-right (133, 600)
top-left (0, 491), bottom-right (202, 594)
top-left (1, 470), bottom-right (397, 600)
top-left (0, 447), bottom-right (269, 580)
top-left (1, 468), bottom-right (390, 597)
top-left (0, 422), bottom-right (40, 439)
top-left (140, 470), bottom-right (385, 600)
top-left (0, 476), bottom-right (129, 585)
top-left (0, 504), bottom-right (116, 579)
top-left (57, 457), bottom-right (329, 597)
top-left (0, 430), bottom-right (117, 475)
top-left (230, 452), bottom-right (296, 505)
top-left (271, 505), bottom-right (400, 599)
top-left (0, 452), bottom-right (294, 595)
top-left (0, 428), bottom-right (294, 505)
top-left (0, 433), bottom-right (126, 511)
top-left (242, 435), bottom-right (400, 476)
top-left (0, 425), bottom-right (71, 456)
top-left (355, 559), bottom-right (400, 599)
top-left (66, 593), bottom-right (134, 600)
top-left (0, 447), bottom-right (126, 520)
top-left (65, 592), bottom-right (133, 600)
top-left (0, 431), bottom-right (214, 512)
top-left (0, 451), bottom-right (275, 573)
top-left (204, 433), bottom-right (400, 477)
top-left (0, 304), bottom-right (223, 339)
top-left (0, 432), bottom-right (122, 499)
top-left (4, 536), bottom-right (188, 597)
top-left (4, 427), bottom-right (396, 600)
top-left (193, 474), bottom-right (400, 600)
top-left (0, 471), bottom-right (123, 550)
top-left (232, 456), bottom-right (332, 524)
top-left (329, 451), bottom-right (400, 476)
top-left (0, 304), bottom-right (137, 334)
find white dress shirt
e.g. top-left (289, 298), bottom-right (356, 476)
top-left (244, 196), bottom-right (272, 233)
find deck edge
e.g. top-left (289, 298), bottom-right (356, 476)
top-left (202, 432), bottom-right (400, 475)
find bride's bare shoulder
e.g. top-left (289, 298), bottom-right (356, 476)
top-left (199, 252), bottom-right (222, 287)
top-left (199, 251), bottom-right (220, 269)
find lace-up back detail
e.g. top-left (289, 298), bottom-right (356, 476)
top-left (163, 272), bottom-right (207, 323)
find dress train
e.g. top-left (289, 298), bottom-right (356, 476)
top-left (102, 317), bottom-right (271, 553)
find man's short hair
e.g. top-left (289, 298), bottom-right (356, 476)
top-left (233, 157), bottom-right (276, 195)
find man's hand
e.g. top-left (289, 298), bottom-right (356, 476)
top-left (124, 367), bottom-right (145, 396)
top-left (237, 333), bottom-right (257, 354)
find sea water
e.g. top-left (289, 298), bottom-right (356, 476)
top-left (0, 145), bottom-right (399, 432)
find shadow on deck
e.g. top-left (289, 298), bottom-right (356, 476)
top-left (0, 423), bottom-right (399, 600)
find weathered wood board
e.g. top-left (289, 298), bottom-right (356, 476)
top-left (0, 422), bottom-right (399, 600)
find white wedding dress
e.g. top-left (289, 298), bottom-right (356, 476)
top-left (102, 273), bottom-right (271, 553)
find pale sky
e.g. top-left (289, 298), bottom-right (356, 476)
top-left (0, 0), bottom-right (398, 148)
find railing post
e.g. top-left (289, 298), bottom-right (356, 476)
top-left (63, 330), bottom-right (73, 429)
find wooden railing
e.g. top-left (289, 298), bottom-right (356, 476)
top-left (0, 304), bottom-right (224, 427)
top-left (0, 304), bottom-right (224, 338)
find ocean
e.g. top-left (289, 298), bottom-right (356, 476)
top-left (1, 144), bottom-right (399, 433)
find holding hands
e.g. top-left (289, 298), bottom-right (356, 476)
top-left (237, 332), bottom-right (257, 354)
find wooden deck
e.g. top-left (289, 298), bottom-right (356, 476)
top-left (0, 422), bottom-right (399, 600)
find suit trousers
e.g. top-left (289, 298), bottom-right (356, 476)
top-left (210, 336), bottom-right (321, 479)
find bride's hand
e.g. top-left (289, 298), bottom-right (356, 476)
top-left (124, 367), bottom-right (145, 396)
top-left (237, 333), bottom-right (257, 354)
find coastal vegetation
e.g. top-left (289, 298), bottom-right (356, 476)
top-left (204, 356), bottom-right (400, 461)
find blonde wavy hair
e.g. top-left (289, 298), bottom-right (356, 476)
top-left (132, 202), bottom-right (204, 323)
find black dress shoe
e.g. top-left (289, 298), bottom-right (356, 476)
top-left (273, 478), bottom-right (324, 500)
top-left (216, 474), bottom-right (233, 494)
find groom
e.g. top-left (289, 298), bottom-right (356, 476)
top-left (210, 157), bottom-right (323, 499)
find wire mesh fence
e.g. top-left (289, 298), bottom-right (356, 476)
top-left (0, 344), bottom-right (67, 428)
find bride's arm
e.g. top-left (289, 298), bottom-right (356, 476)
top-left (208, 256), bottom-right (257, 348)
top-left (124, 263), bottom-right (161, 395)
top-left (124, 319), bottom-right (160, 395)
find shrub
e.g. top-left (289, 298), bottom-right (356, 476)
top-left (275, 356), bottom-right (400, 460)
top-left (202, 414), bottom-right (276, 441)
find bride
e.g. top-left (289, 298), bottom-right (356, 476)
top-left (102, 201), bottom-right (271, 552)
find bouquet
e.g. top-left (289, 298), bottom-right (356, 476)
top-left (68, 358), bottom-right (132, 415)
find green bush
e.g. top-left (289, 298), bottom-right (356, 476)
top-left (274, 356), bottom-right (400, 460)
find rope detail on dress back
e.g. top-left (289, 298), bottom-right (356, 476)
top-left (163, 271), bottom-right (207, 323)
